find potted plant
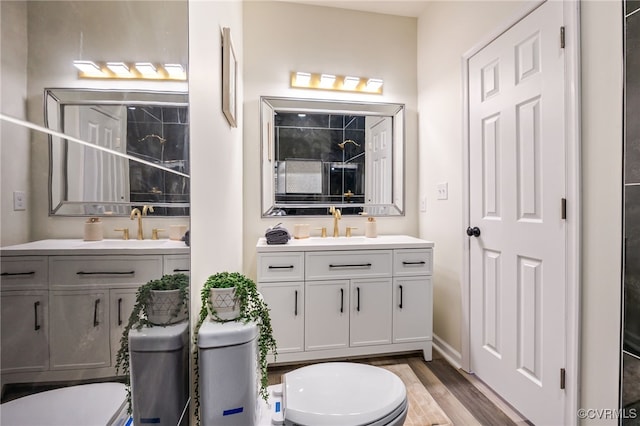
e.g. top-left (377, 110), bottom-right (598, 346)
top-left (193, 272), bottom-right (277, 424)
top-left (114, 273), bottom-right (190, 414)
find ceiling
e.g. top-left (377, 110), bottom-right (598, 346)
top-left (280, 0), bottom-right (430, 18)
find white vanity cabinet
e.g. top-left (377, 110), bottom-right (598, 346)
top-left (0, 239), bottom-right (189, 388)
top-left (256, 235), bottom-right (434, 364)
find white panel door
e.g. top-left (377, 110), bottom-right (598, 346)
top-left (76, 106), bottom-right (128, 214)
top-left (468, 1), bottom-right (566, 424)
top-left (365, 116), bottom-right (392, 215)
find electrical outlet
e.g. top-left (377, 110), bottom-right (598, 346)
top-left (437, 182), bottom-right (448, 200)
top-left (420, 196), bottom-right (427, 212)
top-left (13, 191), bottom-right (26, 211)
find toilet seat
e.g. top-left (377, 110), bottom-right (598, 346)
top-left (283, 362), bottom-right (407, 426)
top-left (0, 382), bottom-right (128, 426)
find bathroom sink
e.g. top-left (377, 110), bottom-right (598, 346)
top-left (74, 239), bottom-right (185, 249)
top-left (294, 236), bottom-right (370, 245)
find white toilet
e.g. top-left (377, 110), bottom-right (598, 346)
top-left (259, 362), bottom-right (408, 426)
top-left (0, 382), bottom-right (129, 426)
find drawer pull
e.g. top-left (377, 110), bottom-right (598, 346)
top-left (77, 271), bottom-right (135, 276)
top-left (357, 287), bottom-right (361, 312)
top-left (340, 288), bottom-right (344, 313)
top-left (34, 301), bottom-right (41, 331)
top-left (329, 263), bottom-right (372, 269)
top-left (402, 261), bottom-right (426, 265)
top-left (1, 271), bottom-right (35, 276)
top-left (294, 290), bottom-right (298, 316)
top-left (399, 285), bottom-right (404, 309)
top-left (268, 265), bottom-right (295, 270)
top-left (93, 299), bottom-right (100, 327)
top-left (118, 298), bottom-right (123, 326)
top-left (173, 268), bottom-right (190, 273)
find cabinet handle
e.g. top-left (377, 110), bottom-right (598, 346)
top-left (294, 290), bottom-right (298, 316)
top-left (402, 261), bottom-right (426, 265)
top-left (340, 288), bottom-right (344, 313)
top-left (77, 271), bottom-right (135, 276)
top-left (118, 298), bottom-right (123, 326)
top-left (329, 263), bottom-right (372, 269)
top-left (268, 265), bottom-right (294, 269)
top-left (399, 285), bottom-right (404, 309)
top-left (1, 271), bottom-right (35, 276)
top-left (357, 287), bottom-right (361, 312)
top-left (34, 301), bottom-right (41, 331)
top-left (93, 299), bottom-right (100, 327)
top-left (173, 268), bottom-right (190, 273)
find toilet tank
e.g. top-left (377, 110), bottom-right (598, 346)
top-left (197, 321), bottom-right (259, 426)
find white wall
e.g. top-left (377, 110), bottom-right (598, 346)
top-left (1, 1), bottom-right (30, 246)
top-left (417, 0), bottom-right (623, 421)
top-left (19, 1), bottom-right (189, 243)
top-left (188, 0), bottom-right (243, 420)
top-left (242, 1), bottom-right (418, 279)
top-left (417, 0), bottom-right (529, 361)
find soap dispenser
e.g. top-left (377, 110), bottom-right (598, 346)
top-left (365, 216), bottom-right (377, 238)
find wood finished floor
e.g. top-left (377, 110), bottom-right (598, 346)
top-left (267, 351), bottom-right (533, 426)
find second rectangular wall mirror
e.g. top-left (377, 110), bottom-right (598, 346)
top-left (261, 96), bottom-right (405, 217)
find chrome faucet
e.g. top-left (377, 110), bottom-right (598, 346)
top-left (130, 208), bottom-right (143, 240)
top-left (329, 205), bottom-right (342, 237)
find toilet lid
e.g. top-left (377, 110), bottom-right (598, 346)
top-left (0, 382), bottom-right (127, 426)
top-left (283, 362), bottom-right (407, 426)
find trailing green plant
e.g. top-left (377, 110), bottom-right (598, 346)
top-left (193, 272), bottom-right (277, 425)
top-left (114, 273), bottom-right (189, 414)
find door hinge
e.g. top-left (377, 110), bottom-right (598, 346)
top-left (560, 26), bottom-right (566, 49)
top-left (561, 198), bottom-right (567, 220)
top-left (560, 368), bottom-right (566, 389)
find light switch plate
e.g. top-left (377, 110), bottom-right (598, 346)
top-left (13, 191), bottom-right (26, 211)
top-left (437, 182), bottom-right (448, 200)
top-left (420, 196), bottom-right (427, 212)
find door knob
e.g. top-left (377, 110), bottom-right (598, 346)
top-left (466, 226), bottom-right (481, 237)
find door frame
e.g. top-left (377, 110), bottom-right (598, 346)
top-left (460, 1), bottom-right (581, 424)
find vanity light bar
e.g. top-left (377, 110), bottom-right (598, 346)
top-left (73, 60), bottom-right (187, 81)
top-left (290, 71), bottom-right (383, 94)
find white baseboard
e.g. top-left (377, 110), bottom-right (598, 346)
top-left (432, 333), bottom-right (462, 369)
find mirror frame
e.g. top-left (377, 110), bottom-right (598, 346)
top-left (45, 88), bottom-right (189, 217)
top-left (260, 96), bottom-right (405, 217)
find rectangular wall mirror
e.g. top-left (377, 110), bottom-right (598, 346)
top-left (46, 88), bottom-right (189, 217)
top-left (261, 96), bottom-right (405, 217)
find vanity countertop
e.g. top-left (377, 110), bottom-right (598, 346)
top-left (1, 239), bottom-right (190, 256)
top-left (256, 234), bottom-right (434, 253)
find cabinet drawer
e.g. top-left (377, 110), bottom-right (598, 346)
top-left (49, 255), bottom-right (163, 288)
top-left (393, 249), bottom-right (433, 276)
top-left (164, 255), bottom-right (190, 275)
top-left (305, 250), bottom-right (392, 280)
top-left (258, 253), bottom-right (304, 282)
top-left (1, 256), bottom-right (48, 290)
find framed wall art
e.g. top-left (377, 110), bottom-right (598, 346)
top-left (222, 27), bottom-right (237, 128)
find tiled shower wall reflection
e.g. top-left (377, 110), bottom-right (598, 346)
top-left (624, 0), bottom-right (640, 420)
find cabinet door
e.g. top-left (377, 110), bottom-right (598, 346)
top-left (260, 282), bottom-right (304, 353)
top-left (305, 280), bottom-right (349, 351)
top-left (1, 291), bottom-right (49, 373)
top-left (392, 276), bottom-right (432, 343)
top-left (350, 278), bottom-right (392, 347)
top-left (110, 288), bottom-right (138, 368)
top-left (50, 290), bottom-right (110, 370)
